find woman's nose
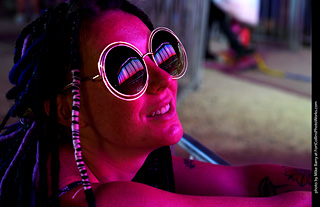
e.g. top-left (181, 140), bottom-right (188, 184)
top-left (145, 58), bottom-right (172, 94)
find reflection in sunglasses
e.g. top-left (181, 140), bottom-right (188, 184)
top-left (154, 42), bottom-right (179, 75)
top-left (117, 57), bottom-right (144, 85)
top-left (154, 43), bottom-right (176, 66)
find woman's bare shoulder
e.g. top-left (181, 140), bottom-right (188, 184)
top-left (59, 181), bottom-right (179, 207)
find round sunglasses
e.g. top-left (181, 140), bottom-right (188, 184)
top-left (64, 27), bottom-right (188, 101)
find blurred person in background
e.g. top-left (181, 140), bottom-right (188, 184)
top-left (205, 0), bottom-right (259, 62)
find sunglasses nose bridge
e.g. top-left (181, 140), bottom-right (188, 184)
top-left (142, 52), bottom-right (154, 60)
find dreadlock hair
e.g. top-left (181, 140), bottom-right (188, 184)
top-left (0, 0), bottom-right (154, 206)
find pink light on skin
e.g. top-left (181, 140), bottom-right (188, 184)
top-left (69, 10), bottom-right (184, 184)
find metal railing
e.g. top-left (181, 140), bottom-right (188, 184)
top-left (179, 133), bottom-right (230, 165)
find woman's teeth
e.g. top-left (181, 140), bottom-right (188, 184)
top-left (150, 103), bottom-right (170, 117)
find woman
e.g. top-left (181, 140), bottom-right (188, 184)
top-left (0, 0), bottom-right (311, 206)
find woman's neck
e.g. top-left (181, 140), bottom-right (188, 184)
top-left (81, 142), bottom-right (153, 184)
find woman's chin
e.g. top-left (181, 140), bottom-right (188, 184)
top-left (162, 122), bottom-right (183, 146)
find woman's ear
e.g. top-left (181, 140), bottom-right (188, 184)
top-left (44, 94), bottom-right (88, 128)
top-left (56, 94), bottom-right (72, 127)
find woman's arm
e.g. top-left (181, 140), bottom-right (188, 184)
top-left (59, 181), bottom-right (311, 207)
top-left (58, 156), bottom-right (311, 206)
top-left (172, 156), bottom-right (311, 197)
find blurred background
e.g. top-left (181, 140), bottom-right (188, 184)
top-left (0, 0), bottom-right (312, 168)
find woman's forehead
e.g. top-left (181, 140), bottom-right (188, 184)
top-left (79, 10), bottom-right (150, 77)
top-left (80, 10), bottom-right (150, 54)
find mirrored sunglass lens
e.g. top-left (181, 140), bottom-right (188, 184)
top-left (152, 31), bottom-right (185, 76)
top-left (104, 46), bottom-right (147, 95)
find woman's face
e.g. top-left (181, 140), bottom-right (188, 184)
top-left (78, 10), bottom-right (183, 151)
